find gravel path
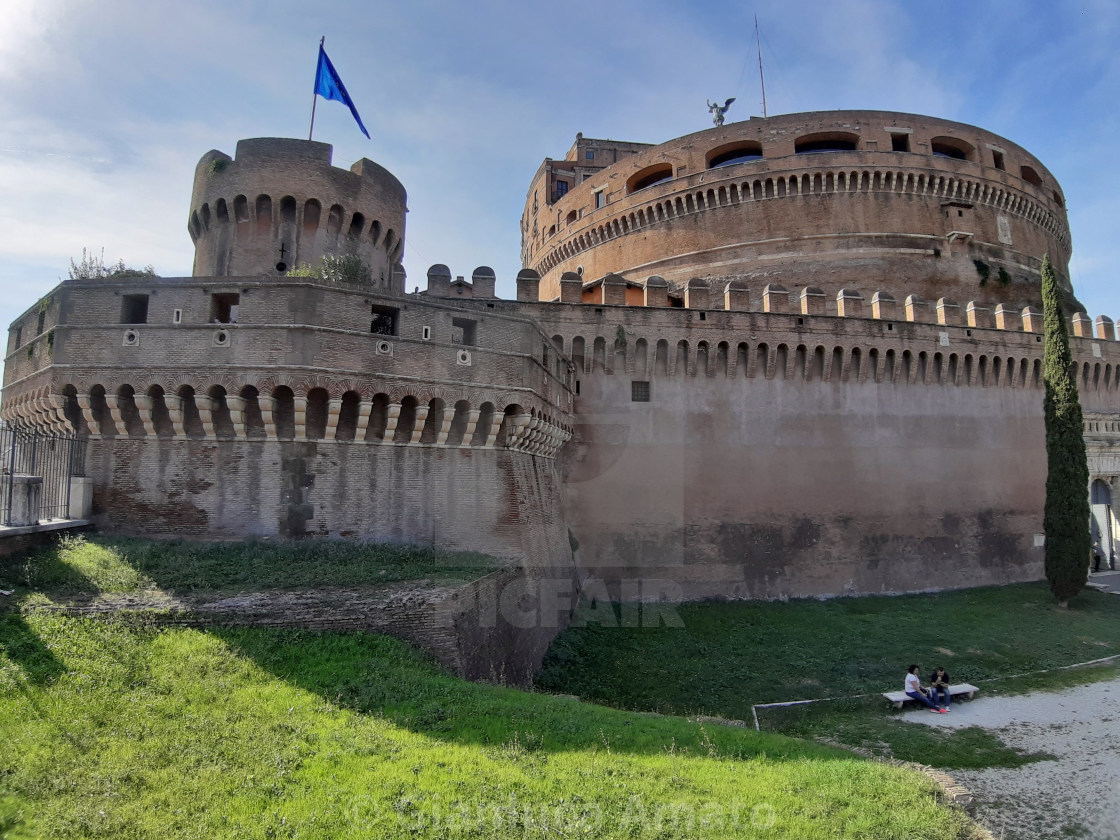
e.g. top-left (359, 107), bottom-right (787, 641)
top-left (902, 677), bottom-right (1120, 840)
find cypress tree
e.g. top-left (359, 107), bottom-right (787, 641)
top-left (1041, 254), bottom-right (1090, 606)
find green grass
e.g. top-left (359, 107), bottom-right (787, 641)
top-left (535, 583), bottom-right (1120, 768)
top-left (0, 613), bottom-right (982, 839)
top-left (0, 534), bottom-right (501, 597)
top-left (756, 698), bottom-right (1056, 769)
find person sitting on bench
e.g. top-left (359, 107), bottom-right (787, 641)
top-left (905, 664), bottom-right (946, 713)
top-left (928, 666), bottom-right (952, 710)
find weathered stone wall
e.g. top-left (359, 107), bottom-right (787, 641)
top-left (85, 438), bottom-right (571, 566)
top-left (543, 300), bottom-right (1120, 600)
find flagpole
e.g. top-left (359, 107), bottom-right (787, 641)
top-left (308, 36), bottom-right (324, 141)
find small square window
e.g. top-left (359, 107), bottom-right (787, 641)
top-left (370, 305), bottom-right (399, 336)
top-left (891, 133), bottom-right (910, 152)
top-left (210, 292), bottom-right (239, 324)
top-left (121, 294), bottom-right (149, 324)
top-left (586, 150), bottom-right (595, 160)
top-left (595, 191), bottom-right (606, 209)
top-left (631, 381), bottom-right (650, 402)
top-left (451, 317), bottom-right (477, 346)
top-left (992, 150), bottom-right (1005, 170)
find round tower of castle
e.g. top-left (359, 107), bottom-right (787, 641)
top-left (523, 110), bottom-right (1075, 310)
top-left (189, 138), bottom-right (407, 287)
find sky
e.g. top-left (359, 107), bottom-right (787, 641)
top-left (1, 0), bottom-right (1118, 339)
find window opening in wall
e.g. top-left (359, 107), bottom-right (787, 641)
top-left (210, 293), bottom-right (240, 324)
top-left (992, 150), bottom-right (1005, 170)
top-left (36, 311), bottom-right (45, 335)
top-left (708, 143), bottom-right (764, 168)
top-left (888, 323), bottom-right (893, 331)
top-left (631, 381), bottom-right (650, 402)
top-left (370, 304), bottom-right (399, 336)
top-left (699, 312), bottom-right (706, 321)
top-left (451, 317), bottom-right (477, 346)
top-left (795, 137), bottom-right (857, 154)
top-left (931, 141), bottom-right (968, 160)
top-left (586, 150), bottom-right (595, 160)
top-left (594, 191), bottom-right (606, 209)
top-left (627, 164), bottom-right (674, 193)
top-left (121, 294), bottom-right (149, 324)
top-left (575, 380), bottom-right (581, 395)
top-left (554, 180), bottom-right (569, 200)
top-left (13, 327), bottom-right (21, 349)
top-left (891, 133), bottom-right (910, 152)
top-left (173, 309), bottom-right (182, 325)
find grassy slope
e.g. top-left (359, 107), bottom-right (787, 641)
top-left (535, 583), bottom-right (1120, 767)
top-left (0, 535), bottom-right (500, 596)
top-left (0, 614), bottom-right (980, 840)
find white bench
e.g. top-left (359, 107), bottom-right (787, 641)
top-left (882, 683), bottom-right (979, 709)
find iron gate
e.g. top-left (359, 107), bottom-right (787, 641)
top-left (0, 422), bottom-right (87, 525)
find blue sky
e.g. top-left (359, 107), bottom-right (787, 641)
top-left (1, 0), bottom-right (1118, 337)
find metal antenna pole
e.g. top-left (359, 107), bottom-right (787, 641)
top-left (755, 16), bottom-right (767, 119)
top-left (308, 36), bottom-right (324, 141)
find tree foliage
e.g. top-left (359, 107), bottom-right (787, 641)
top-left (1041, 254), bottom-right (1090, 605)
top-left (287, 254), bottom-right (371, 286)
top-left (66, 247), bottom-right (156, 280)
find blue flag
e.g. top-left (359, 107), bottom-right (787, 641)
top-left (313, 45), bottom-right (370, 139)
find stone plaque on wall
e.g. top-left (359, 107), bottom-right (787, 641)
top-left (997, 215), bottom-right (1013, 245)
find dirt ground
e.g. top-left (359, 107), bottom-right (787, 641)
top-left (902, 676), bottom-right (1120, 840)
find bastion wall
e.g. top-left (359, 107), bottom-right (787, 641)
top-left (542, 297), bottom-right (1120, 599)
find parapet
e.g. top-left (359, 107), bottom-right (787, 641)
top-left (422, 265), bottom-right (498, 300)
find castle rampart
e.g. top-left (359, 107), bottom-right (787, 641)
top-left (4, 116), bottom-right (1120, 649)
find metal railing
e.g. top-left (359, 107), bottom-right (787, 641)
top-left (0, 422), bottom-right (87, 526)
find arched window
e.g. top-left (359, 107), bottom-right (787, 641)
top-left (707, 142), bottom-right (763, 168)
top-left (626, 163), bottom-right (674, 194)
top-left (931, 137), bottom-right (974, 161)
top-left (1020, 165), bottom-right (1043, 187)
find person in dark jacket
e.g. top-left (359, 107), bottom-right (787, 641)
top-left (928, 666), bottom-right (952, 709)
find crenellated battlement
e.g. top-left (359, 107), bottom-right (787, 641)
top-left (189, 138), bottom-right (407, 285)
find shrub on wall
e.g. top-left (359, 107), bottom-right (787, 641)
top-left (67, 248), bottom-right (156, 280)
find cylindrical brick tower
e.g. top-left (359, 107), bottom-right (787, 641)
top-left (523, 110), bottom-right (1076, 310)
top-left (188, 138), bottom-right (407, 288)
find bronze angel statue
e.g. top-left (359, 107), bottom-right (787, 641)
top-left (707, 97), bottom-right (735, 126)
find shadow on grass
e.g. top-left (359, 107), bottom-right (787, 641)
top-left (0, 612), bottom-right (66, 686)
top-left (206, 625), bottom-right (849, 763)
top-left (0, 545), bottom-right (101, 686)
top-left (6, 534), bottom-right (502, 596)
top-left (535, 583), bottom-right (1120, 721)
